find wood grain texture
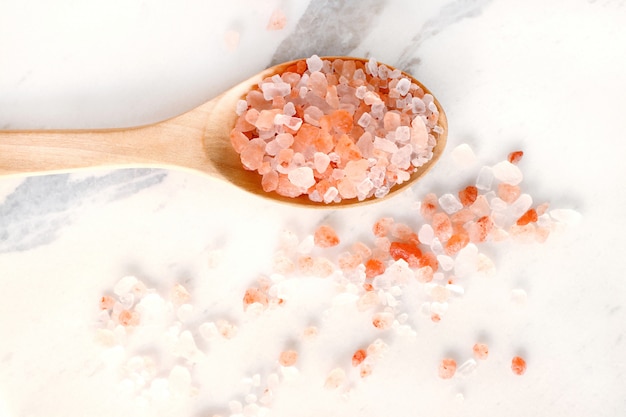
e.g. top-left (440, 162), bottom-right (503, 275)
top-left (0, 57), bottom-right (447, 208)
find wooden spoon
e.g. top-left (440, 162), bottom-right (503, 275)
top-left (0, 57), bottom-right (447, 208)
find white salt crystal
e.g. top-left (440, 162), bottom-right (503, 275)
top-left (454, 244), bottom-right (478, 278)
top-left (236, 99), bottom-right (248, 115)
top-left (457, 359), bottom-right (478, 377)
top-left (306, 55), bottom-right (323, 73)
top-left (549, 209), bottom-right (582, 225)
top-left (366, 58), bottom-right (378, 75)
top-left (492, 161), bottom-right (523, 185)
top-left (511, 288), bottom-right (528, 305)
top-left (475, 166), bottom-right (494, 190)
top-left (374, 136), bottom-right (398, 153)
top-left (395, 126), bottom-right (411, 143)
top-left (431, 301), bottom-right (448, 315)
top-left (355, 85), bottom-right (368, 99)
top-left (390, 144), bottom-right (413, 170)
top-left (395, 78), bottom-right (411, 96)
top-left (377, 64), bottom-right (390, 80)
top-left (446, 283), bottom-right (465, 296)
top-left (438, 193), bottom-right (463, 214)
top-left (114, 275), bottom-right (139, 296)
top-left (364, 91), bottom-right (382, 106)
top-left (371, 102), bottom-right (385, 119)
top-left (356, 178), bottom-right (374, 198)
top-left (430, 237), bottom-right (444, 255)
top-left (418, 224), bottom-right (434, 245)
top-left (261, 81), bottom-right (291, 100)
top-left (288, 167), bottom-right (315, 189)
top-left (297, 235), bottom-right (314, 254)
top-left (169, 366), bottom-right (192, 397)
top-left (451, 144), bottom-right (477, 168)
top-left (199, 322), bottom-right (218, 340)
top-left (176, 304), bottom-right (194, 322)
top-left (436, 254), bottom-right (454, 271)
top-left (510, 194), bottom-right (533, 218)
top-left (283, 102), bottom-right (296, 116)
top-left (411, 97), bottom-right (426, 114)
top-left (357, 112), bottom-right (373, 128)
top-left (313, 152), bottom-right (330, 174)
top-left (323, 187), bottom-right (339, 204)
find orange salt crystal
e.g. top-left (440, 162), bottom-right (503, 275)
top-left (516, 208), bottom-right (538, 226)
top-left (444, 233), bottom-right (470, 255)
top-left (432, 212), bottom-right (453, 241)
top-left (508, 150), bottom-right (524, 164)
top-left (415, 266), bottom-right (434, 283)
top-left (352, 349), bottom-right (367, 367)
top-left (468, 215), bottom-right (494, 243)
top-left (100, 295), bottom-right (115, 310)
top-left (511, 356), bottom-right (527, 375)
top-left (431, 313), bottom-right (441, 322)
top-left (438, 358), bottom-right (457, 379)
top-left (297, 256), bottom-right (315, 274)
top-left (314, 225), bottom-right (340, 248)
top-left (458, 185), bottom-right (478, 206)
top-left (421, 193), bottom-right (439, 219)
top-left (352, 241), bottom-right (373, 259)
top-left (451, 208), bottom-right (475, 225)
top-left (389, 241), bottom-right (422, 267)
top-left (365, 258), bottom-right (386, 279)
top-left (372, 312), bottom-right (394, 330)
top-left (279, 350), bottom-right (298, 367)
top-left (118, 309), bottom-right (140, 326)
top-left (328, 109), bottom-right (353, 134)
top-left (498, 183), bottom-right (521, 204)
top-left (243, 288), bottom-right (269, 309)
top-left (338, 252), bottom-right (361, 271)
top-left (372, 217), bottom-right (394, 237)
top-left (419, 251), bottom-right (438, 271)
top-left (230, 130), bottom-right (249, 153)
top-left (335, 134), bottom-right (363, 166)
top-left (472, 343), bottom-right (489, 360)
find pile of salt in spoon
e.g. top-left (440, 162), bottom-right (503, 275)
top-left (230, 55), bottom-right (443, 203)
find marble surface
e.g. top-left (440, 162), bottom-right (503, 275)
top-left (1, 0), bottom-right (626, 416)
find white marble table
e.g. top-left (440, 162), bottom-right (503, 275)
top-left (1, 1), bottom-right (625, 416)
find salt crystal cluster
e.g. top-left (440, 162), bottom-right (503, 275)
top-left (231, 55), bottom-right (443, 202)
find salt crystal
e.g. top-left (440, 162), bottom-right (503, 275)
top-left (363, 91), bottom-right (382, 105)
top-left (446, 283), bottom-right (465, 296)
top-left (236, 99), bottom-right (248, 115)
top-left (476, 253), bottom-right (496, 277)
top-left (297, 235), bottom-right (315, 254)
top-left (325, 368), bottom-right (347, 390)
top-left (168, 366), bottom-right (192, 397)
top-left (288, 166), bottom-right (315, 189)
top-left (357, 112), bottom-right (373, 128)
top-left (114, 275), bottom-right (140, 296)
top-left (306, 55), bottom-right (323, 73)
top-left (366, 58), bottom-right (378, 75)
top-left (511, 288), bottom-right (528, 305)
top-left (418, 224), bottom-right (435, 245)
top-left (438, 193), bottom-right (463, 214)
top-left (492, 160), bottom-right (523, 185)
top-left (411, 97), bottom-right (426, 114)
top-left (261, 81), bottom-right (291, 100)
top-left (395, 78), bottom-right (411, 96)
top-left (266, 8), bottom-right (287, 30)
top-left (374, 136), bottom-right (398, 153)
top-left (454, 244), bottom-right (478, 278)
top-left (199, 322), bottom-right (218, 340)
top-left (176, 304), bottom-right (194, 322)
top-left (510, 194), bottom-right (533, 219)
top-left (549, 208), bottom-right (582, 226)
top-left (395, 126), bottom-right (411, 143)
top-left (457, 359), bottom-right (478, 377)
top-left (355, 85), bottom-right (368, 99)
top-left (475, 166), bottom-right (494, 191)
top-left (431, 301), bottom-right (448, 315)
top-left (436, 254), bottom-right (454, 271)
top-left (451, 144), bottom-right (476, 168)
top-left (323, 187), bottom-right (339, 204)
top-left (390, 144), bottom-right (412, 170)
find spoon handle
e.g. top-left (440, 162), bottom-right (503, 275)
top-left (0, 103), bottom-right (215, 178)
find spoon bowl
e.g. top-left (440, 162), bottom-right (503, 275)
top-left (0, 57), bottom-right (447, 208)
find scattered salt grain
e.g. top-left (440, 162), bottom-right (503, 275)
top-left (492, 160), bottom-right (523, 185)
top-left (457, 359), bottom-right (478, 377)
top-left (451, 144), bottom-right (477, 168)
top-left (438, 193), bottom-right (463, 214)
top-left (325, 368), bottom-right (347, 390)
top-left (266, 9), bottom-right (287, 31)
top-left (438, 358), bottom-right (457, 379)
top-left (114, 275), bottom-right (140, 296)
top-left (475, 166), bottom-right (494, 191)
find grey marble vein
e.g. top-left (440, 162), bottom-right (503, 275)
top-left (397, 0), bottom-right (493, 73)
top-left (0, 169), bottom-right (167, 253)
top-left (270, 0), bottom-right (389, 64)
